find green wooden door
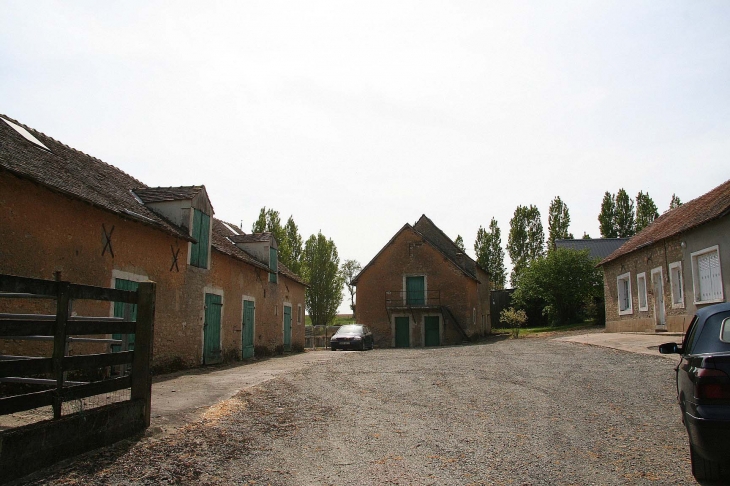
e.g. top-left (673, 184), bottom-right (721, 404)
top-left (406, 276), bottom-right (425, 305)
top-left (283, 305), bottom-right (292, 351)
top-left (113, 279), bottom-right (138, 352)
top-left (395, 316), bottom-right (410, 348)
top-left (204, 293), bottom-right (223, 364)
top-left (424, 316), bottom-right (440, 346)
top-left (242, 300), bottom-right (255, 359)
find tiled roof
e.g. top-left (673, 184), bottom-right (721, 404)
top-left (212, 221), bottom-right (306, 286)
top-left (0, 114), bottom-right (192, 241)
top-left (555, 238), bottom-right (629, 261)
top-left (133, 186), bottom-right (205, 203)
top-left (600, 179), bottom-right (730, 265)
top-left (228, 232), bottom-right (273, 244)
top-left (413, 214), bottom-right (482, 280)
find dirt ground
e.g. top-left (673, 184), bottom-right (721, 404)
top-left (14, 333), bottom-right (696, 485)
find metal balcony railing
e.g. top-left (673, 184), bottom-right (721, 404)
top-left (385, 290), bottom-right (441, 308)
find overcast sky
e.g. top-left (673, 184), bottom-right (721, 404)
top-left (2, 1), bottom-right (729, 310)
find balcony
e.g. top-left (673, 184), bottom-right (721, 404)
top-left (385, 290), bottom-right (441, 309)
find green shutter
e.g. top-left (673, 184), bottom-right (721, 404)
top-left (406, 276), bottom-right (425, 305)
top-left (269, 247), bottom-right (278, 283)
top-left (190, 209), bottom-right (209, 268)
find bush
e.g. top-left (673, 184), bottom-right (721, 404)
top-left (500, 307), bottom-right (527, 338)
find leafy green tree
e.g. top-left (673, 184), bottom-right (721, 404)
top-left (474, 218), bottom-right (507, 290)
top-left (614, 188), bottom-right (635, 237)
top-left (340, 259), bottom-right (362, 315)
top-left (598, 191), bottom-right (617, 238)
top-left (635, 191), bottom-right (659, 232)
top-left (547, 196), bottom-right (573, 250)
top-left (454, 235), bottom-right (465, 251)
top-left (507, 205), bottom-right (544, 286)
top-left (252, 207), bottom-right (302, 274)
top-left (669, 193), bottom-right (682, 210)
top-left (284, 216), bottom-right (303, 274)
top-left (582, 232), bottom-right (591, 239)
top-left (302, 232), bottom-right (344, 326)
top-left (512, 248), bottom-right (603, 326)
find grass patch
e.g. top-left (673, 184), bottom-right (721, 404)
top-left (491, 320), bottom-right (599, 336)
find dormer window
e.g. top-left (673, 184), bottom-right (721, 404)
top-left (190, 208), bottom-right (210, 268)
top-left (269, 247), bottom-right (278, 283)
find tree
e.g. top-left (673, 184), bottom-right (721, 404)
top-left (635, 191), bottom-right (659, 232)
top-left (547, 196), bottom-right (573, 250)
top-left (474, 218), bottom-right (507, 290)
top-left (302, 231), bottom-right (344, 326)
top-left (252, 207), bottom-right (302, 273)
top-left (454, 235), bottom-right (465, 252)
top-left (598, 191), bottom-right (617, 238)
top-left (614, 188), bottom-right (635, 237)
top-left (582, 232), bottom-right (591, 239)
top-left (284, 216), bottom-right (303, 274)
top-left (512, 248), bottom-right (603, 326)
top-left (507, 205), bottom-right (544, 286)
top-left (669, 193), bottom-right (682, 210)
top-left (340, 259), bottom-right (361, 315)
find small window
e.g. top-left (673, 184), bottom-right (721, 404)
top-left (269, 247), bottom-right (278, 283)
top-left (617, 272), bottom-right (633, 315)
top-left (190, 209), bottom-right (210, 268)
top-left (691, 246), bottom-right (724, 304)
top-left (669, 261), bottom-right (684, 308)
top-left (636, 273), bottom-right (648, 311)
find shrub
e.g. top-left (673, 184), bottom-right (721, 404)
top-left (500, 307), bottom-right (527, 338)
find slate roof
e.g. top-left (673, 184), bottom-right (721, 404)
top-left (600, 179), bottom-right (730, 265)
top-left (133, 186), bottom-right (206, 204)
top-left (555, 238), bottom-right (629, 261)
top-left (0, 114), bottom-right (192, 241)
top-left (352, 214), bottom-right (485, 285)
top-left (212, 221), bottom-right (306, 285)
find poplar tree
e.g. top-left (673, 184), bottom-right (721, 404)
top-left (302, 232), bottom-right (344, 326)
top-left (598, 192), bottom-right (617, 238)
top-left (669, 194), bottom-right (682, 210)
top-left (635, 191), bottom-right (659, 232)
top-left (474, 218), bottom-right (507, 290)
top-left (614, 189), bottom-right (635, 237)
top-left (454, 235), bottom-right (465, 251)
top-left (284, 216), bottom-right (303, 274)
top-left (507, 205), bottom-right (544, 286)
top-left (252, 207), bottom-right (302, 273)
top-left (340, 259), bottom-right (362, 314)
top-left (547, 196), bottom-right (573, 250)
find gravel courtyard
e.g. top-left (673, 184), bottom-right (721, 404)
top-left (22, 335), bottom-right (694, 485)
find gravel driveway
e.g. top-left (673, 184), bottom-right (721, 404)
top-left (20, 335), bottom-right (695, 485)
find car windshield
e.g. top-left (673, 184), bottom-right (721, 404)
top-left (336, 325), bottom-right (363, 335)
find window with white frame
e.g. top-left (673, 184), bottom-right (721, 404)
top-left (636, 273), bottom-right (648, 311)
top-left (691, 246), bottom-right (724, 304)
top-left (617, 272), bottom-right (633, 315)
top-left (669, 261), bottom-right (684, 308)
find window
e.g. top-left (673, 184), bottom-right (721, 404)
top-left (669, 261), bottom-right (684, 308)
top-left (636, 273), bottom-right (648, 311)
top-left (190, 209), bottom-right (210, 268)
top-left (405, 276), bottom-right (425, 305)
top-left (269, 247), bottom-right (278, 283)
top-left (617, 272), bottom-right (633, 315)
top-left (691, 246), bottom-right (724, 304)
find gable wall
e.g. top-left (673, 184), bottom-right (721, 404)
top-left (356, 229), bottom-right (484, 347)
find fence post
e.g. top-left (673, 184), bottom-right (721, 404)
top-left (52, 281), bottom-right (70, 419)
top-left (131, 281), bottom-right (155, 427)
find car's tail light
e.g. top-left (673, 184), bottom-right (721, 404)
top-left (695, 368), bottom-right (730, 400)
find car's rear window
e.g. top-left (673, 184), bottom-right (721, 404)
top-left (336, 325), bottom-right (363, 334)
top-left (691, 311), bottom-right (730, 354)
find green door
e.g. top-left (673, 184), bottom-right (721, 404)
top-left (283, 305), bottom-right (292, 351)
top-left (113, 279), bottom-right (138, 353)
top-left (424, 316), bottom-right (440, 346)
top-left (406, 276), bottom-right (425, 305)
top-left (395, 316), bottom-right (410, 348)
top-left (242, 300), bottom-right (255, 359)
top-left (204, 293), bottom-right (223, 364)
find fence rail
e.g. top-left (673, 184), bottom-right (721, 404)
top-left (385, 289), bottom-right (441, 308)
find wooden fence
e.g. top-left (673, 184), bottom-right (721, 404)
top-left (0, 274), bottom-right (155, 482)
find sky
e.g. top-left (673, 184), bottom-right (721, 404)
top-left (2, 1), bottom-right (729, 312)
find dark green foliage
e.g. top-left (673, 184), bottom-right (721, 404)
top-left (507, 205), bottom-right (544, 286)
top-left (284, 216), bottom-right (303, 274)
top-left (340, 259), bottom-right (362, 314)
top-left (252, 207), bottom-right (303, 274)
top-left (669, 193), bottom-right (682, 210)
top-left (512, 248), bottom-right (603, 326)
top-left (302, 231), bottom-right (344, 326)
top-left (598, 191), bottom-right (617, 238)
top-left (635, 191), bottom-right (659, 232)
top-left (454, 235), bottom-right (465, 251)
top-left (614, 188), bottom-right (635, 237)
top-left (582, 232), bottom-right (591, 239)
top-left (474, 218), bottom-right (507, 290)
top-left (547, 196), bottom-right (573, 250)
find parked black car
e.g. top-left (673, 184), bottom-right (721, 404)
top-left (330, 324), bottom-right (373, 351)
top-left (660, 302), bottom-right (730, 481)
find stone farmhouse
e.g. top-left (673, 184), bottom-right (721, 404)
top-left (0, 114), bottom-right (306, 369)
top-left (353, 215), bottom-right (490, 347)
top-left (599, 179), bottom-right (730, 333)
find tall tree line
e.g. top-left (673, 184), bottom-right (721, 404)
top-left (598, 189), bottom-right (664, 238)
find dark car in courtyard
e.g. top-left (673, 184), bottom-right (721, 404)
top-left (660, 302), bottom-right (730, 481)
top-left (330, 324), bottom-right (373, 351)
